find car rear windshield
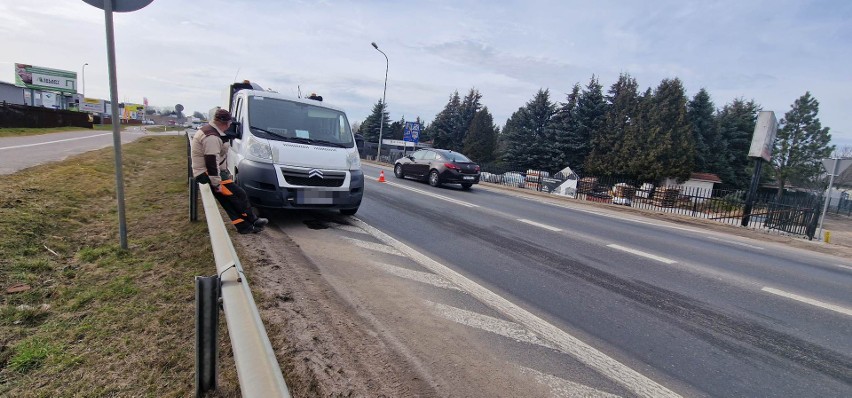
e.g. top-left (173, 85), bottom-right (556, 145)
top-left (439, 151), bottom-right (472, 162)
top-left (248, 96), bottom-right (354, 147)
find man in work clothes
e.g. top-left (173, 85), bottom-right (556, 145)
top-left (191, 109), bottom-right (268, 234)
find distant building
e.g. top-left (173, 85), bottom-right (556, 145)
top-left (0, 80), bottom-right (25, 105)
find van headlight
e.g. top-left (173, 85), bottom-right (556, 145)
top-left (247, 135), bottom-right (272, 162)
top-left (347, 150), bottom-right (361, 170)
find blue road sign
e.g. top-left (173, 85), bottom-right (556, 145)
top-left (403, 121), bottom-right (422, 144)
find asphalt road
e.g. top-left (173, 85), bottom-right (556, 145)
top-left (0, 127), bottom-right (176, 175)
top-left (350, 163), bottom-right (852, 397)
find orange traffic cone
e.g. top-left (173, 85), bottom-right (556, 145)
top-left (378, 170), bottom-right (387, 183)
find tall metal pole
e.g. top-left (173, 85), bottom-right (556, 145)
top-left (104, 0), bottom-right (128, 249)
top-left (82, 63), bottom-right (88, 97)
top-left (817, 157), bottom-right (839, 240)
top-left (372, 42), bottom-right (388, 162)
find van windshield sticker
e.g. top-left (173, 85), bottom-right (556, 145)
top-left (295, 129), bottom-right (309, 138)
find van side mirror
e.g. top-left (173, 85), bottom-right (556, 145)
top-left (226, 121), bottom-right (242, 139)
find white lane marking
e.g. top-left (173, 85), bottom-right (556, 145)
top-left (351, 217), bottom-right (681, 398)
top-left (477, 185), bottom-right (702, 233)
top-left (761, 287), bottom-right (852, 317)
top-left (834, 264), bottom-right (852, 272)
top-left (382, 180), bottom-right (480, 208)
top-left (371, 262), bottom-right (463, 291)
top-left (519, 366), bottom-right (622, 398)
top-left (704, 236), bottom-right (764, 250)
top-left (517, 218), bottom-right (563, 232)
top-left (0, 133), bottom-right (112, 151)
top-left (427, 301), bottom-right (559, 350)
top-left (339, 236), bottom-right (402, 256)
top-left (606, 244), bottom-right (677, 264)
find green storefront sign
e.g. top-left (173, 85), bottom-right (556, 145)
top-left (15, 63), bottom-right (78, 94)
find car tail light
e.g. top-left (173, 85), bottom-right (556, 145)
top-left (444, 163), bottom-right (460, 170)
top-left (474, 165), bottom-right (481, 172)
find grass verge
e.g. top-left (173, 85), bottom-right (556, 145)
top-left (0, 135), bottom-right (238, 396)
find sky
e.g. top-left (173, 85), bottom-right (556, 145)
top-left (2, 0), bottom-right (851, 148)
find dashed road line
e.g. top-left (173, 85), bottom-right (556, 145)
top-left (606, 244), bottom-right (677, 264)
top-left (704, 236), bottom-right (764, 250)
top-left (519, 366), bottom-right (622, 398)
top-left (834, 264), bottom-right (852, 272)
top-left (352, 217), bottom-right (681, 398)
top-left (517, 218), bottom-right (563, 232)
top-left (427, 301), bottom-right (559, 350)
top-left (371, 262), bottom-right (463, 291)
top-left (761, 287), bottom-right (852, 317)
top-left (380, 180), bottom-right (480, 208)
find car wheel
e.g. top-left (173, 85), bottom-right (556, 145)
top-left (340, 207), bottom-right (358, 216)
top-left (394, 164), bottom-right (404, 178)
top-left (429, 170), bottom-right (441, 187)
top-left (461, 183), bottom-right (472, 190)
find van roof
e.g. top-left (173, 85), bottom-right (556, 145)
top-left (237, 89), bottom-right (347, 113)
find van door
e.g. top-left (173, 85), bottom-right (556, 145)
top-left (227, 97), bottom-right (245, 176)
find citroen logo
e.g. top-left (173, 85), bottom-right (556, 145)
top-left (308, 169), bottom-right (324, 179)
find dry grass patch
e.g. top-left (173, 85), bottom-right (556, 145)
top-left (0, 135), bottom-right (239, 397)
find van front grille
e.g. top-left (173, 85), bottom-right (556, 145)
top-left (280, 167), bottom-right (345, 187)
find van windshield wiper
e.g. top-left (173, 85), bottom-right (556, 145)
top-left (249, 125), bottom-right (289, 140)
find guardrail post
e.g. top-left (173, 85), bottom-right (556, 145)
top-left (196, 275), bottom-right (220, 396)
top-left (186, 132), bottom-right (199, 222)
top-left (190, 177), bottom-right (199, 221)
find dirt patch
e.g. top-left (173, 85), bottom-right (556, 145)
top-left (236, 227), bottom-right (437, 397)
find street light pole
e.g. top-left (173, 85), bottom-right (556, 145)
top-left (82, 62), bottom-right (88, 97)
top-left (371, 42), bottom-right (388, 162)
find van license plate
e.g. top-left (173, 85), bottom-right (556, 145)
top-left (297, 190), bottom-right (334, 204)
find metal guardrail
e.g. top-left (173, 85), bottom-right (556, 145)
top-left (188, 132), bottom-right (291, 397)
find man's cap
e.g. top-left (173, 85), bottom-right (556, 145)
top-left (214, 109), bottom-right (232, 122)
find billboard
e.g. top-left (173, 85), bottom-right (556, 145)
top-left (748, 111), bottom-right (777, 162)
top-left (122, 103), bottom-right (144, 120)
top-left (81, 98), bottom-right (105, 113)
top-left (15, 63), bottom-right (78, 94)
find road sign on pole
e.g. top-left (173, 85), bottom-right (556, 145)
top-left (82, 0), bottom-right (154, 250)
top-left (403, 121), bottom-right (421, 144)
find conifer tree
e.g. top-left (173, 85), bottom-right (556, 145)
top-left (360, 99), bottom-right (390, 143)
top-left (462, 107), bottom-right (499, 164)
top-left (576, 76), bottom-right (607, 174)
top-left (427, 91), bottom-right (462, 149)
top-left (716, 98), bottom-right (760, 189)
top-left (636, 78), bottom-right (694, 181)
top-left (551, 84), bottom-right (582, 171)
top-left (688, 89), bottom-right (719, 173)
top-left (586, 73), bottom-right (639, 176)
top-left (502, 90), bottom-right (556, 170)
top-left (772, 92), bottom-right (834, 194)
top-left (455, 89), bottom-right (483, 151)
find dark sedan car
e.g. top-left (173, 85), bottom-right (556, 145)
top-left (393, 148), bottom-right (480, 189)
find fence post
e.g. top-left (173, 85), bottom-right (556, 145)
top-left (196, 275), bottom-right (220, 396)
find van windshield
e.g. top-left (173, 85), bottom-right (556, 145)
top-left (247, 96), bottom-right (354, 148)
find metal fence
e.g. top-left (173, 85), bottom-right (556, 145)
top-left (479, 164), bottom-right (824, 239)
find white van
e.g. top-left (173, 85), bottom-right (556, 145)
top-left (223, 81), bottom-right (363, 215)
